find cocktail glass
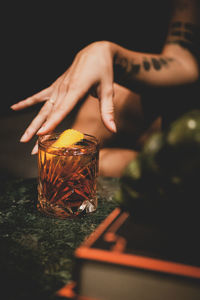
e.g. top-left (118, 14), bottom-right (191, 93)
top-left (37, 132), bottom-right (99, 218)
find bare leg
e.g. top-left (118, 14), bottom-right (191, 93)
top-left (72, 83), bottom-right (161, 177)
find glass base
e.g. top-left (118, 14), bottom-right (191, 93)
top-left (37, 194), bottom-right (97, 219)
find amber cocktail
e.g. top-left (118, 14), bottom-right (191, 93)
top-left (37, 132), bottom-right (99, 218)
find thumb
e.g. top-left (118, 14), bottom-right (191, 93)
top-left (100, 85), bottom-right (117, 133)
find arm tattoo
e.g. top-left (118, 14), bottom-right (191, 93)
top-left (143, 59), bottom-right (151, 71)
top-left (171, 21), bottom-right (182, 29)
top-left (166, 21), bottom-right (200, 62)
top-left (152, 58), bottom-right (161, 70)
top-left (113, 54), bottom-right (174, 91)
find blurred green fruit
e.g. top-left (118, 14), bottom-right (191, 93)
top-left (167, 109), bottom-right (200, 146)
top-left (115, 110), bottom-right (200, 227)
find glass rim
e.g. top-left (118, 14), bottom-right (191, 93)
top-left (38, 131), bottom-right (99, 152)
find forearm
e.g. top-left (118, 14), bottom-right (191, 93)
top-left (111, 0), bottom-right (200, 92)
top-left (112, 45), bottom-right (198, 91)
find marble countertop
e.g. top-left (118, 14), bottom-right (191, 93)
top-left (0, 176), bottom-right (119, 300)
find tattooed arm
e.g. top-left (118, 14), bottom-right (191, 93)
top-left (11, 0), bottom-right (200, 141)
top-left (113, 0), bottom-right (200, 91)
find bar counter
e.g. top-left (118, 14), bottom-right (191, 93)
top-left (0, 176), bottom-right (119, 300)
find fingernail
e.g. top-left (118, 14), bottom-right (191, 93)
top-left (37, 124), bottom-right (47, 135)
top-left (10, 104), bottom-right (16, 109)
top-left (20, 132), bottom-right (27, 142)
top-left (31, 144), bottom-right (38, 155)
top-left (110, 121), bottom-right (117, 133)
top-left (37, 128), bottom-right (44, 135)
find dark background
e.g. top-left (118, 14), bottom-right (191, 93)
top-left (0, 1), bottom-right (172, 179)
top-left (1, 1), bottom-right (172, 113)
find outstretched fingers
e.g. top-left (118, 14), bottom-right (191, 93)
top-left (20, 101), bottom-right (53, 142)
top-left (10, 87), bottom-right (52, 110)
top-left (36, 89), bottom-right (82, 135)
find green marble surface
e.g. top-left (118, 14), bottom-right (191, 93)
top-left (0, 176), bottom-right (119, 300)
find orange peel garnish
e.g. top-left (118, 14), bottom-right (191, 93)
top-left (40, 129), bottom-right (84, 162)
top-left (51, 129), bottom-right (84, 148)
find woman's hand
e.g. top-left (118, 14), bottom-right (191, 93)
top-left (11, 41), bottom-right (117, 143)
